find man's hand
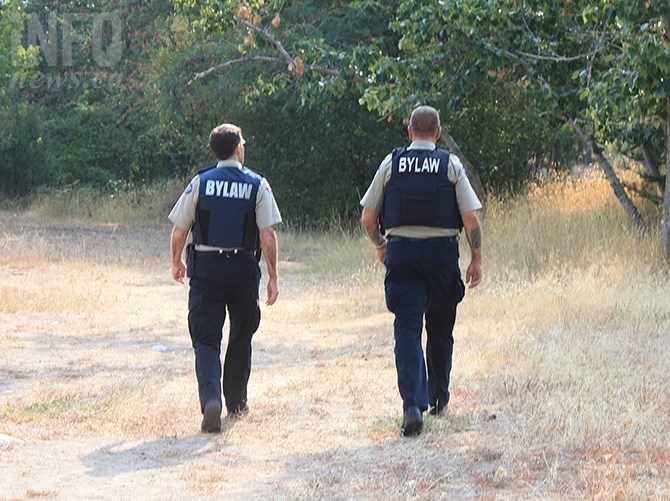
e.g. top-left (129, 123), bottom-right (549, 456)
top-left (266, 277), bottom-right (279, 305)
top-left (172, 262), bottom-right (187, 284)
top-left (170, 225), bottom-right (189, 284)
top-left (375, 244), bottom-right (386, 264)
top-left (462, 210), bottom-right (483, 288)
top-left (260, 226), bottom-right (279, 306)
top-left (465, 260), bottom-right (482, 288)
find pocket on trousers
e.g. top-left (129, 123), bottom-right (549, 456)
top-left (438, 255), bottom-right (465, 304)
top-left (251, 305), bottom-right (261, 334)
top-left (188, 288), bottom-right (204, 313)
top-left (452, 271), bottom-right (466, 304)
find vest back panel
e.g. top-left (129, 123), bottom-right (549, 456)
top-left (382, 147), bottom-right (463, 230)
top-left (192, 166), bottom-right (261, 249)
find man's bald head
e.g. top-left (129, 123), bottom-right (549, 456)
top-left (409, 106), bottom-right (441, 138)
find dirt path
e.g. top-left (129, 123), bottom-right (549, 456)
top-left (0, 214), bottom-right (563, 500)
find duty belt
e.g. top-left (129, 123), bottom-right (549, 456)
top-left (195, 248), bottom-right (252, 257)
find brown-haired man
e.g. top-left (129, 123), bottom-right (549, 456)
top-left (169, 123), bottom-right (281, 433)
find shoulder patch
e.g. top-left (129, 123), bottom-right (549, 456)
top-left (184, 182), bottom-right (193, 195)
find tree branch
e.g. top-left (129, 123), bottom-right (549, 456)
top-left (187, 16), bottom-right (348, 86)
top-left (235, 16), bottom-right (295, 67)
top-left (186, 55), bottom-right (284, 87)
top-left (515, 48), bottom-right (603, 63)
top-left (572, 120), bottom-right (647, 233)
top-left (640, 143), bottom-right (665, 196)
top-left (585, 13), bottom-right (613, 87)
top-left (440, 127), bottom-right (487, 206)
top-left (492, 46), bottom-right (552, 89)
top-left (662, 97), bottom-right (670, 259)
top-left (236, 16), bottom-right (351, 80)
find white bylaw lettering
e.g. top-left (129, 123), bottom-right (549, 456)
top-left (238, 183), bottom-right (253, 199)
top-left (420, 157), bottom-right (440, 173)
top-left (205, 180), bottom-right (254, 199)
top-left (399, 157), bottom-right (418, 172)
top-left (399, 156), bottom-right (439, 173)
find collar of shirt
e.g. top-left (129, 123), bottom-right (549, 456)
top-left (408, 139), bottom-right (436, 150)
top-left (216, 160), bottom-right (242, 168)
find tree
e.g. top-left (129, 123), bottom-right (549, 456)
top-left (0, 0), bottom-right (45, 195)
top-left (176, 0), bottom-right (499, 200)
top-left (178, 0), bottom-right (670, 259)
top-left (0, 0), bottom-right (185, 196)
top-left (481, 1), bottom-right (670, 255)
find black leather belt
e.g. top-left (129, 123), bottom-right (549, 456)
top-left (195, 248), bottom-right (251, 257)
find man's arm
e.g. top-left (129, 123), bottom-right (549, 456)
top-left (361, 207), bottom-right (386, 264)
top-left (259, 226), bottom-right (279, 305)
top-left (170, 225), bottom-right (189, 283)
top-left (461, 210), bottom-right (483, 288)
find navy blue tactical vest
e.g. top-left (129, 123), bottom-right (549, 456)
top-left (192, 166), bottom-right (262, 249)
top-left (382, 147), bottom-right (463, 230)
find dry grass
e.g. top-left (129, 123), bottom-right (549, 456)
top-left (1, 169), bottom-right (670, 500)
top-left (23, 177), bottom-right (186, 225)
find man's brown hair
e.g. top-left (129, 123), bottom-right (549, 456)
top-left (209, 123), bottom-right (243, 160)
top-left (409, 106), bottom-right (441, 137)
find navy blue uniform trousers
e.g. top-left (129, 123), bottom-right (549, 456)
top-left (188, 251), bottom-right (261, 414)
top-left (384, 237), bottom-right (465, 412)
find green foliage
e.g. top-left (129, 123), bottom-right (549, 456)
top-left (0, 102), bottom-right (47, 194)
top-left (3, 0), bottom-right (668, 227)
top-left (449, 81), bottom-right (558, 192)
top-left (0, 0), bottom-right (182, 197)
top-left (175, 0), bottom-right (567, 196)
top-left (235, 91), bottom-right (405, 225)
top-left (0, 0), bottom-right (41, 104)
top-left (578, 0), bottom-right (670, 154)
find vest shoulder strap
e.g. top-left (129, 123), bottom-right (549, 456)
top-left (197, 165), bottom-right (217, 176)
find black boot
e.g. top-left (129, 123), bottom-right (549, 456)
top-left (401, 406), bottom-right (423, 437)
top-left (201, 399), bottom-right (222, 433)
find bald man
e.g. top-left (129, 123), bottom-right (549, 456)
top-left (360, 106), bottom-right (483, 436)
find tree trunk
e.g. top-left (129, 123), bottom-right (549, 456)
top-left (573, 122), bottom-right (647, 233)
top-left (440, 127), bottom-right (487, 206)
top-left (640, 143), bottom-right (665, 196)
top-left (661, 98), bottom-right (670, 261)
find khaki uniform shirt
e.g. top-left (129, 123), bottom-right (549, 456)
top-left (168, 160), bottom-right (282, 251)
top-left (360, 140), bottom-right (482, 238)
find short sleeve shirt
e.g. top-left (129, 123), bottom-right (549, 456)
top-left (359, 140), bottom-right (482, 238)
top-left (168, 161), bottom-right (282, 248)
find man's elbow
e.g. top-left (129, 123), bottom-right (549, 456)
top-left (259, 226), bottom-right (277, 246)
top-left (171, 225), bottom-right (189, 240)
top-left (462, 210), bottom-right (481, 229)
top-left (361, 208), bottom-right (378, 229)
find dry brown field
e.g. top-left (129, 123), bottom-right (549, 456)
top-left (1, 171), bottom-right (670, 500)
